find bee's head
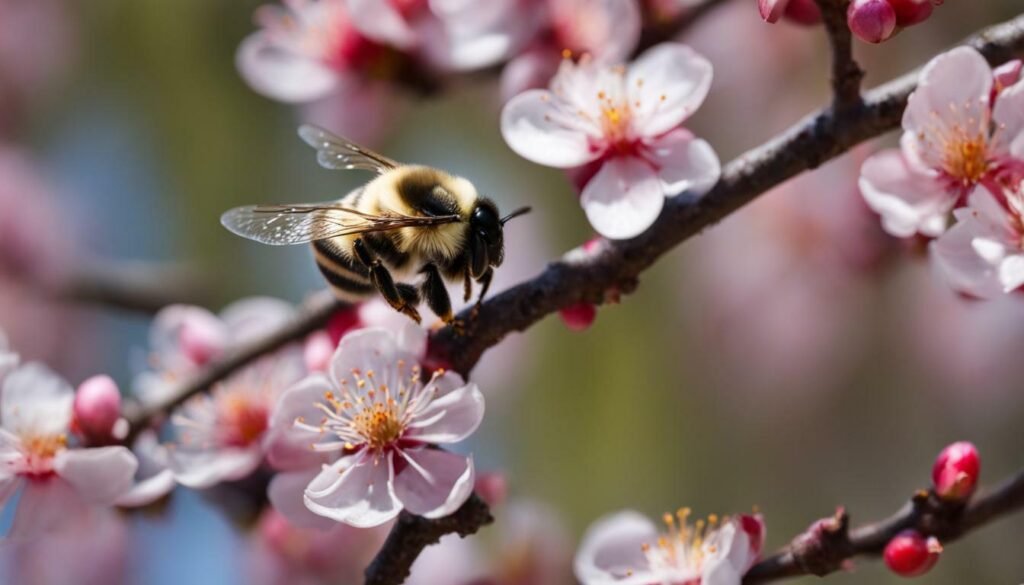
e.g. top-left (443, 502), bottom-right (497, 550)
top-left (468, 199), bottom-right (530, 278)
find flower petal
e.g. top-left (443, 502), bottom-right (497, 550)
top-left (647, 129), bottom-right (721, 196)
top-left (931, 216), bottom-right (1003, 299)
top-left (236, 32), bottom-right (339, 103)
top-left (266, 374), bottom-right (335, 471)
top-left (346, 0), bottom-right (417, 49)
top-left (703, 520), bottom-right (753, 585)
top-left (903, 47), bottom-right (992, 168)
top-left (407, 382), bottom-right (484, 444)
top-left (581, 157), bottom-right (664, 240)
top-left (220, 296), bottom-right (297, 340)
top-left (993, 78), bottom-right (1024, 160)
top-left (8, 478), bottom-right (84, 539)
top-left (627, 43), bottom-right (713, 137)
top-left (393, 448), bottom-right (474, 519)
top-left (574, 510), bottom-right (661, 585)
top-left (304, 453), bottom-right (401, 527)
top-left (168, 445), bottom-right (264, 489)
top-left (268, 468), bottom-right (338, 529)
top-left (54, 446), bottom-right (138, 504)
top-left (1, 362), bottom-right (74, 436)
top-left (115, 468), bottom-right (175, 508)
top-left (759, 0), bottom-right (790, 22)
top-left (858, 149), bottom-right (954, 237)
top-left (501, 89), bottom-right (602, 168)
top-left (329, 327), bottom-right (411, 389)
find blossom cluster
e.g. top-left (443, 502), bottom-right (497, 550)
top-left (859, 47), bottom-right (1024, 298)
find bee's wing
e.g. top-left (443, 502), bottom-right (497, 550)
top-left (297, 125), bottom-right (400, 174)
top-left (221, 203), bottom-right (461, 246)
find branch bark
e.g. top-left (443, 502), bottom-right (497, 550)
top-left (744, 470), bottom-right (1024, 583)
top-left (48, 262), bottom-right (213, 314)
top-left (815, 0), bottom-right (865, 107)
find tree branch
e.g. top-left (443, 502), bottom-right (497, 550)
top-left (815, 0), bottom-right (865, 107)
top-left (635, 0), bottom-right (733, 54)
top-left (44, 262), bottom-right (213, 314)
top-left (744, 470), bottom-right (1024, 583)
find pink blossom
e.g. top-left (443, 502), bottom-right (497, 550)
top-left (0, 328), bottom-right (18, 383)
top-left (72, 375), bottom-right (123, 443)
top-left (502, 43), bottom-right (720, 239)
top-left (115, 430), bottom-right (175, 507)
top-left (0, 363), bottom-right (137, 539)
top-left (267, 324), bottom-right (483, 527)
top-left (499, 0), bottom-right (642, 100)
top-left (167, 352), bottom-right (305, 488)
top-left (575, 510), bottom-right (765, 585)
top-left (758, 0), bottom-right (822, 25)
top-left (859, 47), bottom-right (1024, 238)
top-left (135, 297), bottom-right (296, 406)
top-left (931, 181), bottom-right (1024, 297)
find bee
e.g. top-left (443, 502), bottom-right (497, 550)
top-left (220, 125), bottom-right (530, 324)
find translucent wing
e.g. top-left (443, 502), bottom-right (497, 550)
top-left (220, 202), bottom-right (461, 246)
top-left (297, 125), bottom-right (400, 174)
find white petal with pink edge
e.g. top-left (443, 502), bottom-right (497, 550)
top-left (393, 448), bottom-right (474, 518)
top-left (304, 453), bottom-right (402, 527)
top-left (858, 149), bottom-right (954, 237)
top-left (236, 32), bottom-right (340, 103)
top-left (702, 520), bottom-right (754, 585)
top-left (627, 43), bottom-right (713, 138)
top-left (169, 445), bottom-right (264, 489)
top-left (269, 468), bottom-right (338, 529)
top-left (574, 510), bottom-right (661, 585)
top-left (1, 362), bottom-right (74, 436)
top-left (266, 373), bottom-right (334, 471)
top-left (54, 446), bottom-right (138, 504)
top-left (993, 79), bottom-right (1024, 159)
top-left (345, 0), bottom-right (417, 49)
top-left (581, 157), bottom-right (665, 240)
top-left (647, 129), bottom-right (721, 195)
top-left (501, 89), bottom-right (603, 168)
top-left (405, 382), bottom-right (484, 444)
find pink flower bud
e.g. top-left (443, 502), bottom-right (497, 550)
top-left (783, 0), bottom-right (822, 25)
top-left (847, 0), bottom-right (896, 44)
top-left (73, 375), bottom-right (122, 439)
top-left (888, 0), bottom-right (932, 27)
top-left (560, 302), bottom-right (597, 331)
top-left (884, 531), bottom-right (941, 577)
top-left (304, 330), bottom-right (335, 372)
top-left (179, 314), bottom-right (227, 366)
top-left (932, 441), bottom-right (980, 501)
top-left (474, 472), bottom-right (508, 507)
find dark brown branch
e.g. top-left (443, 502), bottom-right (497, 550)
top-left (744, 470), bottom-right (1024, 583)
top-left (47, 262), bottom-right (213, 314)
top-left (364, 495), bottom-right (494, 585)
top-left (122, 293), bottom-right (345, 441)
top-left (431, 12), bottom-right (1024, 380)
top-left (635, 0), bottom-right (732, 54)
top-left (815, 0), bottom-right (865, 107)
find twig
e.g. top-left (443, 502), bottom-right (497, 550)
top-left (744, 470), bottom-right (1024, 583)
top-left (364, 495), bottom-right (494, 585)
top-left (122, 293), bottom-right (345, 441)
top-left (47, 262), bottom-right (213, 314)
top-left (815, 0), bottom-right (865, 107)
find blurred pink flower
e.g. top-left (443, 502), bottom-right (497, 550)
top-left (267, 324), bottom-right (482, 527)
top-left (575, 510), bottom-right (765, 585)
top-left (0, 328), bottom-right (18, 383)
top-left (246, 508), bottom-right (389, 585)
top-left (499, 0), bottom-right (641, 100)
top-left (167, 351), bottom-right (305, 489)
top-left (502, 43), bottom-right (719, 239)
top-left (859, 47), bottom-right (1024, 238)
top-left (0, 363), bottom-right (137, 539)
top-left (407, 500), bottom-right (573, 585)
top-left (932, 181), bottom-right (1024, 297)
top-left (686, 151), bottom-right (890, 401)
top-left (135, 297), bottom-right (296, 406)
top-left (115, 430), bottom-right (175, 507)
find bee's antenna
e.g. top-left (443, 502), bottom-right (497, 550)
top-left (500, 206), bottom-right (532, 225)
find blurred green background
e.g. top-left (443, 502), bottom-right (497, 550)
top-left (2, 0), bottom-right (1023, 583)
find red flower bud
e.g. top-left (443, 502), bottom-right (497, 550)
top-left (884, 531), bottom-right (941, 577)
top-left (783, 0), bottom-right (822, 25)
top-left (847, 0), bottom-right (896, 44)
top-left (888, 0), bottom-right (933, 27)
top-left (932, 441), bottom-right (980, 501)
top-left (73, 375), bottom-right (122, 440)
top-left (560, 302), bottom-right (597, 331)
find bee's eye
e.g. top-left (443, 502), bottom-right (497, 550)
top-left (472, 204), bottom-right (500, 234)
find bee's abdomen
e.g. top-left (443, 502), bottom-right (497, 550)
top-left (312, 238), bottom-right (374, 301)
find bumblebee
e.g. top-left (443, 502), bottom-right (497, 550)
top-left (221, 125), bottom-right (529, 324)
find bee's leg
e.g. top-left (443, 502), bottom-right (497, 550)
top-left (462, 268), bottom-right (473, 303)
top-left (419, 264), bottom-right (454, 324)
top-left (353, 238), bottom-right (422, 323)
top-left (471, 267), bottom-right (494, 318)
